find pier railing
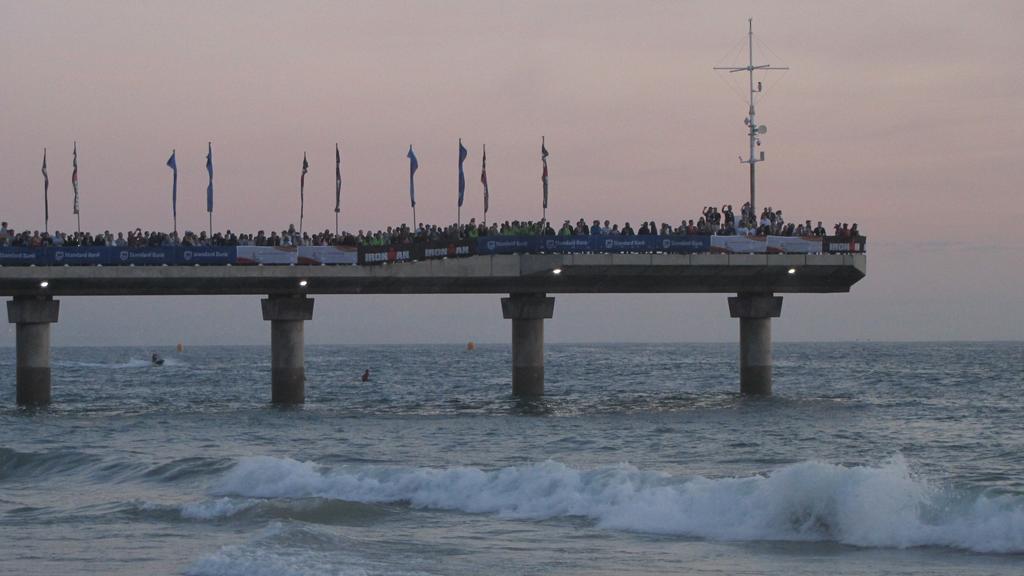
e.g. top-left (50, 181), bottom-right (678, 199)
top-left (0, 235), bottom-right (865, 266)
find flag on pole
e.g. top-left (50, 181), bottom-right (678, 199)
top-left (167, 150), bottom-right (177, 220)
top-left (300, 152), bottom-right (308, 222)
top-left (72, 142), bottom-right (80, 215)
top-left (541, 137), bottom-right (549, 210)
top-left (205, 142), bottom-right (214, 213)
top-left (481, 144), bottom-right (489, 215)
top-left (42, 148), bottom-right (49, 227)
top-left (407, 145), bottom-right (418, 208)
top-left (458, 139), bottom-right (467, 208)
top-left (334, 143), bottom-right (341, 214)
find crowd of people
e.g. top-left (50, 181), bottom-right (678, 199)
top-left (0, 203), bottom-right (861, 249)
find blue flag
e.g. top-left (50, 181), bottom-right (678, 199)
top-left (72, 142), bottom-right (80, 215)
top-left (481, 144), bottom-right (489, 215)
top-left (407, 145), bottom-right (418, 208)
top-left (541, 137), bottom-right (549, 210)
top-left (42, 148), bottom-right (49, 227)
top-left (205, 142), bottom-right (214, 213)
top-left (458, 139), bottom-right (467, 208)
top-left (300, 152), bottom-right (308, 222)
top-left (335, 143), bottom-right (341, 214)
top-left (166, 150), bottom-right (177, 220)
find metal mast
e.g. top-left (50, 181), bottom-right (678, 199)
top-left (714, 19), bottom-right (788, 218)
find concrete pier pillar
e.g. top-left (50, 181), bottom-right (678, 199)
top-left (728, 294), bottom-right (783, 395)
top-left (261, 295), bottom-right (314, 404)
top-left (7, 297), bottom-right (60, 406)
top-left (501, 293), bottom-right (555, 396)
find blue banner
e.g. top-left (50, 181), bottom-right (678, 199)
top-left (656, 236), bottom-right (711, 253)
top-left (0, 247), bottom-right (47, 266)
top-left (476, 237), bottom-right (539, 254)
top-left (541, 237), bottom-right (593, 253)
top-left (178, 247), bottom-right (236, 265)
top-left (1, 247), bottom-right (236, 266)
top-left (49, 247), bottom-right (111, 266)
top-left (115, 247), bottom-right (177, 265)
top-left (590, 236), bottom-right (651, 253)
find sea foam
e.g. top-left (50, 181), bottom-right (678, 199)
top-left (186, 545), bottom-right (360, 576)
top-left (185, 522), bottom-right (425, 576)
top-left (181, 497), bottom-right (257, 520)
top-left (203, 455), bottom-right (1024, 554)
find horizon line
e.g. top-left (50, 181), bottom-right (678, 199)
top-left (0, 338), bottom-right (1018, 350)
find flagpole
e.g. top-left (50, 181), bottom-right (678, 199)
top-left (73, 141), bottom-right (81, 234)
top-left (173, 153), bottom-right (177, 237)
top-left (481, 144), bottom-right (488, 227)
top-left (457, 138), bottom-right (463, 229)
top-left (407, 145), bottom-right (418, 232)
top-left (299, 156), bottom-right (303, 237)
top-left (335, 143), bottom-right (342, 238)
top-left (42, 148), bottom-right (49, 234)
top-left (167, 149), bottom-right (178, 240)
top-left (541, 136), bottom-right (547, 224)
top-left (206, 141), bottom-right (214, 239)
top-left (482, 145), bottom-right (485, 227)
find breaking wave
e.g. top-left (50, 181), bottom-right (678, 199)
top-left (197, 455), bottom-right (1024, 554)
top-left (182, 497), bottom-right (259, 520)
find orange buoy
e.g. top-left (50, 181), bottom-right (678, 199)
top-left (466, 341), bottom-right (476, 350)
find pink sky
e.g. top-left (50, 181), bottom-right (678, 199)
top-left (1, 0), bottom-right (1021, 345)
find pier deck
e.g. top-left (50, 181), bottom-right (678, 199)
top-left (0, 253), bottom-right (865, 296)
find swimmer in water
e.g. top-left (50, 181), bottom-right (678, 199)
top-left (151, 353), bottom-right (164, 366)
top-left (361, 369), bottom-right (370, 382)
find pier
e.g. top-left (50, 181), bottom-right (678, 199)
top-left (0, 250), bottom-right (865, 405)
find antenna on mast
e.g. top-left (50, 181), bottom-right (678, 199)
top-left (713, 18), bottom-right (788, 217)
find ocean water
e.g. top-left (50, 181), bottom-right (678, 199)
top-left (0, 342), bottom-right (1022, 575)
